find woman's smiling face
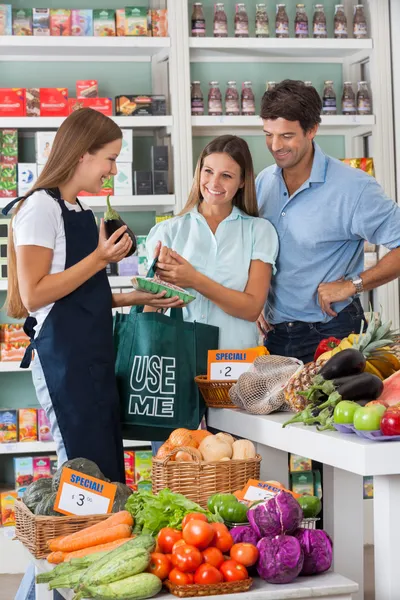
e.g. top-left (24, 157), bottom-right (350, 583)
top-left (199, 152), bottom-right (244, 207)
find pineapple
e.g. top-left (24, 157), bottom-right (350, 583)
top-left (284, 313), bottom-right (397, 412)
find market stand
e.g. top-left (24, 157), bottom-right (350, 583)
top-left (207, 408), bottom-right (400, 600)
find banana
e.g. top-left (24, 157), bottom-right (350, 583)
top-left (364, 361), bottom-right (385, 380)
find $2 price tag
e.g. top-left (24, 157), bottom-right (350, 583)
top-left (54, 467), bottom-right (117, 516)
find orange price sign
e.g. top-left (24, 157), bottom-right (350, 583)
top-left (54, 467), bottom-right (117, 516)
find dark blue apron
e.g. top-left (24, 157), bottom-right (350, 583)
top-left (3, 189), bottom-right (125, 482)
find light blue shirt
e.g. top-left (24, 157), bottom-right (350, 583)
top-left (146, 205), bottom-right (279, 350)
top-left (256, 143), bottom-right (400, 324)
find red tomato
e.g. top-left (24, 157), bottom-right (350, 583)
top-left (183, 520), bottom-right (214, 550)
top-left (202, 547), bottom-right (224, 569)
top-left (182, 512), bottom-right (208, 529)
top-left (172, 544), bottom-right (203, 572)
top-left (210, 523), bottom-right (234, 553)
top-left (147, 553), bottom-right (172, 580)
top-left (172, 539), bottom-right (187, 553)
top-left (165, 553), bottom-right (173, 563)
top-left (220, 560), bottom-right (248, 582)
top-left (158, 528), bottom-right (182, 554)
top-left (230, 543), bottom-right (259, 567)
top-left (380, 407), bottom-right (400, 436)
top-left (169, 568), bottom-right (194, 585)
top-left (194, 563), bottom-right (223, 585)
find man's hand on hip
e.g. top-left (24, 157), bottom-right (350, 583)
top-left (317, 279), bottom-right (356, 317)
top-left (257, 312), bottom-right (274, 336)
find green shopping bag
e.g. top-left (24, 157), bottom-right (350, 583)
top-left (114, 305), bottom-right (219, 441)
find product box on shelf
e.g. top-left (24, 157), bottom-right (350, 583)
top-left (151, 146), bottom-right (168, 171)
top-left (71, 9), bottom-right (93, 36)
top-left (0, 129), bottom-right (18, 164)
top-left (151, 9), bottom-right (168, 37)
top-left (106, 262), bottom-right (118, 276)
top-left (33, 456), bottom-right (51, 481)
top-left (291, 471), bottom-right (314, 496)
top-left (50, 9), bottom-right (71, 36)
top-left (69, 97), bottom-right (112, 116)
top-left (138, 256), bottom-right (149, 276)
top-left (32, 8), bottom-right (50, 36)
top-left (0, 218), bottom-right (9, 239)
top-left (18, 163), bottom-right (37, 196)
top-left (26, 88), bottom-right (40, 117)
top-left (40, 88), bottom-right (69, 117)
top-left (0, 239), bottom-right (6, 259)
top-left (119, 129), bottom-right (133, 163)
top-left (0, 260), bottom-right (7, 279)
top-left (93, 9), bottom-right (116, 36)
top-left (125, 6), bottom-right (148, 36)
top-left (134, 171), bottom-right (152, 195)
top-left (0, 324), bottom-right (29, 344)
top-left (153, 171), bottom-right (168, 195)
top-left (136, 235), bottom-right (147, 257)
top-left (118, 255), bottom-right (138, 276)
top-left (0, 88), bottom-right (26, 117)
top-left (12, 8), bottom-right (33, 35)
top-left (290, 454), bottom-right (312, 472)
top-left (35, 131), bottom-right (57, 164)
top-left (14, 457), bottom-right (34, 488)
top-left (363, 476), bottom-right (374, 499)
top-left (115, 95), bottom-right (151, 117)
top-left (135, 451), bottom-right (152, 487)
top-left (18, 408), bottom-right (38, 442)
top-left (0, 491), bottom-right (18, 526)
top-left (124, 450), bottom-right (135, 488)
top-left (49, 455), bottom-right (58, 475)
top-left (114, 163), bottom-right (133, 196)
top-left (0, 163), bottom-right (17, 198)
top-left (116, 9), bottom-right (125, 36)
top-left (0, 409), bottom-right (17, 444)
top-left (76, 80), bottom-right (98, 99)
top-left (151, 95), bottom-right (167, 116)
top-left (0, 340), bottom-right (28, 360)
top-left (38, 409), bottom-right (52, 442)
top-left (0, 4), bottom-right (12, 35)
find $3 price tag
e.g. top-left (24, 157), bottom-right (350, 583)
top-left (54, 467), bottom-right (117, 516)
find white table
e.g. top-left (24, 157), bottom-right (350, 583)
top-left (208, 408), bottom-right (400, 600)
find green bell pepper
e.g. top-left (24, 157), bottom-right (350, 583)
top-left (207, 493), bottom-right (248, 523)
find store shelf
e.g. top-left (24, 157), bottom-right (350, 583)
top-left (0, 439), bottom-right (150, 454)
top-left (0, 195), bottom-right (176, 213)
top-left (192, 115), bottom-right (375, 128)
top-left (0, 116), bottom-right (173, 129)
top-left (0, 362), bottom-right (30, 372)
top-left (108, 276), bottom-right (134, 288)
top-left (0, 36), bottom-right (170, 61)
top-left (190, 37), bottom-right (373, 61)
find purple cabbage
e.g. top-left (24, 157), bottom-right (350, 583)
top-left (248, 491), bottom-right (303, 538)
top-left (293, 528), bottom-right (333, 576)
top-left (257, 535), bottom-right (304, 584)
top-left (230, 525), bottom-right (260, 546)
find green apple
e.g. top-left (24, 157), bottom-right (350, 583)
top-left (353, 405), bottom-right (386, 431)
top-left (334, 401), bottom-right (359, 424)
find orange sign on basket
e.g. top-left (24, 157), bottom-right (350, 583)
top-left (54, 467), bottom-right (117, 516)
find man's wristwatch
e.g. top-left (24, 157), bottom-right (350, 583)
top-left (351, 275), bottom-right (364, 295)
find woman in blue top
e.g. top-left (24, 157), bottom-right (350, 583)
top-left (146, 135), bottom-right (279, 350)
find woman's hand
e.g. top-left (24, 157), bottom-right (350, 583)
top-left (157, 251), bottom-right (198, 288)
top-left (126, 290), bottom-right (185, 309)
top-left (95, 219), bottom-right (133, 268)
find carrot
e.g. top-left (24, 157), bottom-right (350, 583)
top-left (48, 511), bottom-right (133, 551)
top-left (63, 536), bottom-right (133, 561)
top-left (47, 551), bottom-right (66, 564)
top-left (52, 523), bottom-right (132, 553)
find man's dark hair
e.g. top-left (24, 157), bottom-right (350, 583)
top-left (260, 79), bottom-right (322, 133)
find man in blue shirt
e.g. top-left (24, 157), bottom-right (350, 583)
top-left (256, 79), bottom-right (400, 363)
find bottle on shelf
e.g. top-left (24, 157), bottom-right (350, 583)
top-left (234, 3), bottom-right (249, 38)
top-left (275, 4), bottom-right (289, 39)
top-left (241, 81), bottom-right (255, 116)
top-left (334, 4), bottom-right (348, 39)
top-left (295, 4), bottom-right (309, 39)
top-left (255, 4), bottom-right (269, 38)
top-left (225, 81), bottom-right (240, 116)
top-left (341, 81), bottom-right (356, 115)
top-left (357, 81), bottom-right (372, 115)
top-left (353, 4), bottom-right (368, 39)
top-left (208, 81), bottom-right (223, 116)
top-left (313, 4), bottom-right (327, 39)
top-left (191, 2), bottom-right (206, 37)
top-left (213, 3), bottom-right (228, 38)
top-left (322, 80), bottom-right (337, 115)
top-left (191, 81), bottom-right (204, 116)
top-left (266, 81), bottom-right (277, 91)
top-left (304, 80), bottom-right (313, 87)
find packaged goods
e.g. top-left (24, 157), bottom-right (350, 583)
top-left (134, 171), bottom-right (152, 195)
top-left (255, 3), bottom-right (269, 38)
top-left (93, 9), bottom-right (115, 37)
top-left (118, 129), bottom-right (133, 163)
top-left (18, 408), bottom-right (38, 442)
top-left (290, 454), bottom-right (312, 472)
top-left (191, 81), bottom-right (204, 116)
top-left (353, 4), bottom-right (367, 38)
top-left (26, 87), bottom-right (40, 116)
top-left (241, 81), bottom-right (255, 116)
top-left (106, 262), bottom-right (118, 276)
top-left (0, 409), bottom-right (17, 444)
top-left (151, 146), bottom-right (168, 171)
top-left (322, 80), bottom-right (337, 115)
top-left (295, 3), bottom-right (308, 38)
top-left (135, 451), bottom-right (152, 484)
top-left (118, 255), bottom-right (138, 276)
top-left (213, 3), bottom-right (227, 37)
top-left (125, 6), bottom-right (148, 36)
top-left (76, 80), bottom-right (98, 99)
top-left (50, 9), bottom-right (71, 36)
top-left (116, 8), bottom-right (125, 36)
top-left (33, 8), bottom-right (50, 36)
top-left (12, 8), bottom-right (32, 35)
top-left (14, 457), bottom-right (34, 488)
top-left (124, 451), bottom-right (135, 488)
top-left (151, 9), bottom-right (168, 37)
top-left (225, 81), bottom-right (240, 116)
top-left (0, 4), bottom-right (12, 35)
top-left (35, 131), bottom-right (57, 164)
top-left (40, 88), bottom-right (69, 117)
top-left (208, 82), bottom-right (222, 116)
top-left (0, 491), bottom-right (18, 526)
top-left (0, 128), bottom-right (18, 164)
top-left (334, 4), bottom-right (347, 38)
top-left (0, 324), bottom-right (29, 344)
top-left (69, 97), bottom-right (112, 116)
top-left (0, 88), bottom-right (26, 117)
top-left (357, 81), bottom-right (372, 115)
top-left (114, 163), bottom-right (133, 196)
top-left (33, 457), bottom-right (52, 481)
top-left (0, 261), bottom-right (7, 279)
top-left (138, 256), bottom-right (148, 276)
top-left (151, 95), bottom-right (166, 116)
top-left (18, 163), bottom-right (37, 196)
top-left (342, 82), bottom-right (356, 115)
top-left (235, 3), bottom-right (249, 38)
top-left (340, 157), bottom-right (375, 176)
top-left (115, 94), bottom-right (151, 116)
top-left (136, 235), bottom-right (147, 257)
top-left (152, 171), bottom-right (168, 195)
top-left (71, 9), bottom-right (93, 36)
top-left (275, 3), bottom-right (289, 38)
top-left (0, 163), bottom-right (17, 198)
top-left (291, 471), bottom-right (314, 496)
top-left (0, 240), bottom-right (5, 259)
top-left (313, 4), bottom-right (327, 38)
top-left (191, 2), bottom-right (205, 37)
top-left (49, 455), bottom-right (58, 475)
top-left (38, 408), bottom-right (53, 442)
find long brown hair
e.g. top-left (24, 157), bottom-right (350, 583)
top-left (6, 108), bottom-right (122, 319)
top-left (181, 135), bottom-right (258, 217)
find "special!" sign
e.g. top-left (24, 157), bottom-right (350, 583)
top-left (54, 467), bottom-right (117, 516)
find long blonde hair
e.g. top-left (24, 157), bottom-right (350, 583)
top-left (181, 135), bottom-right (259, 217)
top-left (6, 108), bottom-right (122, 319)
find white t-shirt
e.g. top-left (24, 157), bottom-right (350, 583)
top-left (13, 190), bottom-right (91, 336)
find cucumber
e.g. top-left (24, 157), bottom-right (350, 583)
top-left (79, 547), bottom-right (150, 589)
top-left (36, 547), bottom-right (120, 584)
top-left (48, 569), bottom-right (85, 590)
top-left (79, 572), bottom-right (162, 599)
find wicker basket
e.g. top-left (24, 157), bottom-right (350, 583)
top-left (152, 447), bottom-right (261, 509)
top-left (165, 578), bottom-right (253, 597)
top-left (14, 499), bottom-right (109, 559)
top-left (194, 375), bottom-right (237, 409)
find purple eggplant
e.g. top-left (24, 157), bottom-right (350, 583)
top-left (104, 195), bottom-right (136, 257)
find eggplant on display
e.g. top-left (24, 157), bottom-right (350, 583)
top-left (104, 195), bottom-right (137, 257)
